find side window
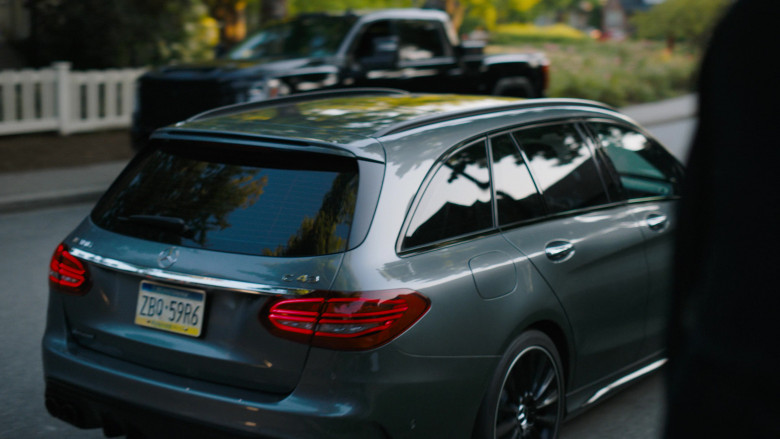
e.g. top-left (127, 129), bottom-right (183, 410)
top-left (403, 140), bottom-right (492, 250)
top-left (354, 20), bottom-right (394, 60)
top-left (397, 20), bottom-right (447, 61)
top-left (490, 133), bottom-right (545, 225)
top-left (590, 122), bottom-right (683, 199)
top-left (513, 124), bottom-right (609, 214)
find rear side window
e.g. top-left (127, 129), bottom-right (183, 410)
top-left (513, 124), bottom-right (609, 214)
top-left (589, 122), bottom-right (683, 200)
top-left (403, 140), bottom-right (492, 250)
top-left (92, 140), bottom-right (359, 257)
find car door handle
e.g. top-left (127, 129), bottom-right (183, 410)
top-left (646, 213), bottom-right (668, 231)
top-left (545, 240), bottom-right (575, 262)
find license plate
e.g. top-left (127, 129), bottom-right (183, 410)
top-left (135, 281), bottom-right (206, 337)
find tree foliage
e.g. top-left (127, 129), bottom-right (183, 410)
top-left (633, 0), bottom-right (732, 49)
top-left (204, 0), bottom-right (250, 46)
top-left (289, 0), bottom-right (416, 15)
top-left (450, 0), bottom-right (596, 33)
top-left (29, 0), bottom-right (218, 68)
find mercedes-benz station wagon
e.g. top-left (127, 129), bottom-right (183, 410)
top-left (43, 90), bottom-right (683, 439)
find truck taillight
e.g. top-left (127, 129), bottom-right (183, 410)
top-left (261, 289), bottom-right (430, 350)
top-left (49, 243), bottom-right (90, 295)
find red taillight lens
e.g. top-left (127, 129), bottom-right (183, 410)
top-left (49, 243), bottom-right (90, 295)
top-left (263, 289), bottom-right (430, 350)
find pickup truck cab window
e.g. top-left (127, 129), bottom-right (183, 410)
top-left (354, 18), bottom-right (452, 68)
top-left (397, 19), bottom-right (450, 61)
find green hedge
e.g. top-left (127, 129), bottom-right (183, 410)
top-left (488, 39), bottom-right (698, 107)
top-left (490, 23), bottom-right (586, 45)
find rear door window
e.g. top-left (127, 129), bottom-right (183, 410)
top-left (513, 124), bottom-right (609, 214)
top-left (92, 140), bottom-right (359, 257)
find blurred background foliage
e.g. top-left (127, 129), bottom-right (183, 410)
top-left (21, 0), bottom-right (732, 105)
top-left (27, 0), bottom-right (218, 69)
top-left (632, 0), bottom-right (731, 50)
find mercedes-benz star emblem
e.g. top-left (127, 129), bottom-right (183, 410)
top-left (157, 247), bottom-right (180, 269)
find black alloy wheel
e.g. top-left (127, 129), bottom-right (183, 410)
top-left (475, 330), bottom-right (564, 439)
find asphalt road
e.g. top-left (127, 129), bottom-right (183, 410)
top-left (0, 203), bottom-right (103, 439)
top-left (0, 117), bottom-right (695, 439)
top-left (646, 118), bottom-right (696, 162)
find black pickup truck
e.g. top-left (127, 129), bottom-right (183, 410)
top-left (131, 8), bottom-right (549, 149)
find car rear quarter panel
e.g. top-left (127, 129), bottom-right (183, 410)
top-left (332, 119), bottom-right (575, 360)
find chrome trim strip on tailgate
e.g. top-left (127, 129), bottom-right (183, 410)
top-left (69, 248), bottom-right (312, 296)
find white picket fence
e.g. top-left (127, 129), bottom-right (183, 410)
top-left (0, 62), bottom-right (146, 136)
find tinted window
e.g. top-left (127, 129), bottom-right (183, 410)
top-left (397, 20), bottom-right (447, 61)
top-left (513, 124), bottom-right (609, 214)
top-left (92, 140), bottom-right (358, 257)
top-left (354, 20), bottom-right (393, 60)
top-left (403, 141), bottom-right (492, 249)
top-left (590, 122), bottom-right (683, 199)
top-left (227, 15), bottom-right (356, 60)
top-left (490, 134), bottom-right (545, 225)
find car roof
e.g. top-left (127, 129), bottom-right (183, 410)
top-left (155, 89), bottom-right (622, 163)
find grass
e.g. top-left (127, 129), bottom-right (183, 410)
top-left (487, 39), bottom-right (700, 107)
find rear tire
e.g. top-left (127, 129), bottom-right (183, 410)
top-left (474, 330), bottom-right (564, 439)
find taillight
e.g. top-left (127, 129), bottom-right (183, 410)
top-left (262, 289), bottom-right (430, 350)
top-left (49, 243), bottom-right (90, 295)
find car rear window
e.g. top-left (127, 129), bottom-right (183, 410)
top-left (92, 139), bottom-right (359, 257)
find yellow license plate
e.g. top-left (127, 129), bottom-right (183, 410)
top-left (135, 281), bottom-right (206, 337)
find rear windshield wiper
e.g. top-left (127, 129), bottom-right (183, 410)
top-left (118, 215), bottom-right (192, 237)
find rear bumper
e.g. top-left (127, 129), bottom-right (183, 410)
top-left (45, 379), bottom-right (261, 438)
top-left (43, 328), bottom-right (495, 439)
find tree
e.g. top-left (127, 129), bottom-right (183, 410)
top-left (441, 0), bottom-right (593, 34)
top-left (28, 0), bottom-right (217, 68)
top-left (633, 0), bottom-right (732, 50)
top-left (204, 0), bottom-right (250, 47)
top-left (261, 0), bottom-right (288, 24)
top-left (289, 0), bottom-right (416, 15)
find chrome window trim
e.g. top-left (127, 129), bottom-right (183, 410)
top-left (69, 248), bottom-right (311, 296)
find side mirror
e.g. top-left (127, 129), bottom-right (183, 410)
top-left (359, 36), bottom-right (399, 71)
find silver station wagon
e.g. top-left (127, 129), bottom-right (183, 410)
top-left (43, 90), bottom-right (683, 439)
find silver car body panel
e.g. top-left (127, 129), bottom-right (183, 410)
top-left (43, 94), bottom-right (679, 437)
